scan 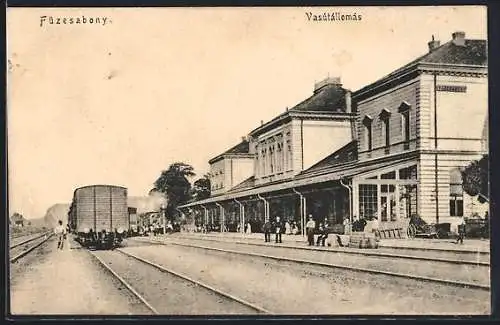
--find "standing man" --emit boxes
[306,215,316,246]
[54,220,66,250]
[263,219,272,243]
[273,216,283,244]
[456,219,466,244]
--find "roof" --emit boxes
[354,38,487,100]
[393,39,486,73]
[179,152,418,208]
[301,140,358,173]
[249,83,354,137]
[290,83,349,113]
[208,140,252,164]
[228,176,255,193]
[224,140,250,154]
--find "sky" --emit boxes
[7,6,487,219]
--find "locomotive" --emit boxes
[68,185,129,249]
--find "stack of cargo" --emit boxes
[348,232,379,249]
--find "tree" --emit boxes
[153,162,196,220]
[192,174,211,201]
[461,154,489,203]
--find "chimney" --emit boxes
[345,90,352,113]
[314,76,342,94]
[427,35,441,52]
[241,136,248,142]
[452,31,466,46]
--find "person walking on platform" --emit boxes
[456,219,466,244]
[273,216,284,243]
[54,220,66,250]
[306,215,316,246]
[263,220,272,242]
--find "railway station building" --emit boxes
[178,31,488,236]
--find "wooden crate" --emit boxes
[349,232,378,249]
[376,220,408,239]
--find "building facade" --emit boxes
[179,31,488,236]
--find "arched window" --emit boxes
[449,168,464,217]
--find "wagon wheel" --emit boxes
[407,224,417,239]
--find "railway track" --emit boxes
[10,231,52,250]
[135,237,490,292]
[10,232,54,263]
[173,234,489,266]
[88,248,271,315]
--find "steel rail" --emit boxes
[116,248,272,314]
[10,234,54,263]
[10,231,52,249]
[157,239,490,292]
[88,250,159,315]
[167,234,489,267]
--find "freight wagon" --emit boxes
[68,185,129,249]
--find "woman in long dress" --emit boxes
[246,222,252,234]
[285,221,291,235]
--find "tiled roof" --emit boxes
[249,83,354,137]
[300,140,358,174]
[228,176,255,193]
[355,38,487,98]
[290,84,349,113]
[394,39,486,73]
[208,140,251,164]
[179,153,418,208]
[224,140,250,155]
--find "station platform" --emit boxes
[155,231,490,254]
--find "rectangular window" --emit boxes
[449,198,463,217]
[287,141,293,171]
[399,165,418,180]
[366,124,372,151]
[363,117,373,151]
[450,183,464,217]
[277,143,283,172]
[358,184,378,220]
[261,149,266,176]
[384,119,390,148]
[401,111,410,149]
[450,169,464,217]
[381,171,396,179]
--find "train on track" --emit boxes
[68,185,129,250]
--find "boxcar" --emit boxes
[68,185,129,249]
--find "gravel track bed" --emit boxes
[10,235,53,262]
[10,232,48,248]
[166,237,489,286]
[91,249,259,315]
[175,234,490,264]
[369,247,489,263]
[10,237,152,315]
[123,244,490,315]
[10,236,56,285]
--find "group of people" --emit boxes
[261,214,331,246]
[262,216,287,243]
[305,215,330,247]
[254,219,301,236]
